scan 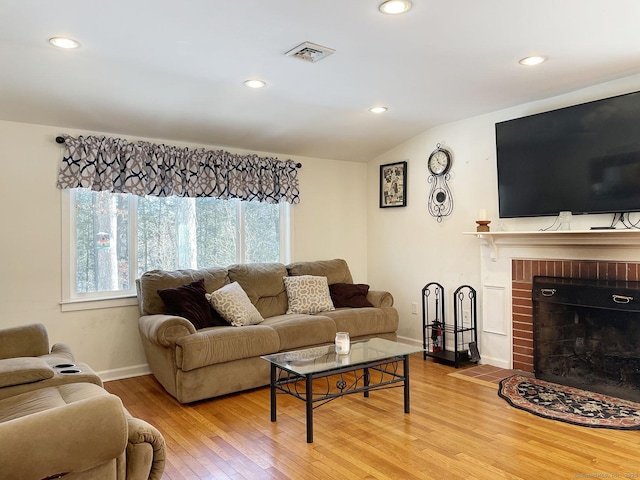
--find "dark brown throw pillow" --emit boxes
[329,283,373,308]
[157,279,227,329]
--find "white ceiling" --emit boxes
[1,0,640,162]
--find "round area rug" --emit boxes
[498,375,640,430]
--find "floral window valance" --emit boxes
[56,134,301,204]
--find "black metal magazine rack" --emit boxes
[422,283,479,368]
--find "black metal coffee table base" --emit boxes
[269,355,411,443]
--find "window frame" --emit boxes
[60,189,291,311]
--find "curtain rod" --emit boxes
[55,136,302,168]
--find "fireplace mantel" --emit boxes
[464,229,640,261]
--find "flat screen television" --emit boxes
[495,90,640,218]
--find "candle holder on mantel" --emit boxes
[476,220,491,232]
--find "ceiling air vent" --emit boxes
[285,42,335,63]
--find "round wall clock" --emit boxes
[427,145,452,176]
[427,143,454,222]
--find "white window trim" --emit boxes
[61,190,291,311]
[280,201,292,264]
[236,200,245,263]
[61,190,139,311]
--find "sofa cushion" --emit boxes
[284,275,335,314]
[137,267,229,315]
[0,383,111,422]
[261,314,337,351]
[329,283,374,308]
[158,279,224,330]
[320,307,399,338]
[286,258,354,285]
[175,326,280,370]
[227,263,289,318]
[206,282,263,327]
[0,357,54,388]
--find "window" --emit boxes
[62,189,290,309]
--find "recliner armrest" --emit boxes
[125,416,167,480]
[0,357,54,388]
[0,394,128,479]
[49,342,75,360]
[38,342,76,367]
[139,314,196,347]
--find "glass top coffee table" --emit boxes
[261,337,424,443]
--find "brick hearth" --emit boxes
[511,259,640,372]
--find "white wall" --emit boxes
[0,120,369,379]
[367,116,493,345]
[367,73,640,362]
[291,157,369,281]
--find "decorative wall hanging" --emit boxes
[379,161,407,208]
[427,143,454,222]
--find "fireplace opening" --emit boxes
[533,276,640,402]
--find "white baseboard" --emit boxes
[478,355,511,369]
[94,354,512,384]
[94,341,512,382]
[98,364,151,382]
[398,335,512,369]
[397,335,422,347]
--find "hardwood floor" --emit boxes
[104,356,640,479]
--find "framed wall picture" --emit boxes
[379,161,407,208]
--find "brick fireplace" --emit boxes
[510,258,640,372]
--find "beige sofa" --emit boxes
[0,323,166,479]
[137,259,399,403]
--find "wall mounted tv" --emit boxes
[495,90,640,218]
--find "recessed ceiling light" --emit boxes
[369,106,388,114]
[379,0,412,14]
[243,79,266,89]
[49,37,80,49]
[519,56,547,66]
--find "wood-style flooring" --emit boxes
[104,356,640,479]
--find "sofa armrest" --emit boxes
[139,314,196,347]
[125,416,167,480]
[0,394,127,479]
[0,323,50,359]
[367,290,394,308]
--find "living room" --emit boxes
[2,1,640,478]
[3,70,640,379]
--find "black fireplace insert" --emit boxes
[532,276,640,402]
